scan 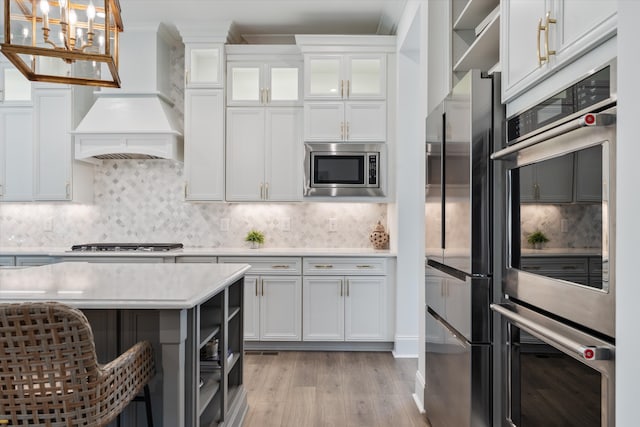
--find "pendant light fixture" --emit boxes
[1,0,123,87]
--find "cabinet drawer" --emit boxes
[303,257,387,275]
[175,256,217,263]
[0,256,16,267]
[218,257,301,275]
[520,257,588,275]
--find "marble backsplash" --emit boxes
[520,204,602,249]
[0,160,387,249]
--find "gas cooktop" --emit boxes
[70,243,184,252]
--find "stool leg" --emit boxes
[143,385,153,427]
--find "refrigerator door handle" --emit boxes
[427,258,469,282]
[441,112,446,250]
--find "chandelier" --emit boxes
[1,0,123,87]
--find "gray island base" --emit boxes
[0,262,251,427]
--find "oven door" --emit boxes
[497,108,616,338]
[492,303,615,427]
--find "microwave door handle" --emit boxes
[441,112,446,250]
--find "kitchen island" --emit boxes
[0,262,251,427]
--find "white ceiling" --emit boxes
[118,0,408,40]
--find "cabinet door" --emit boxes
[227,62,263,106]
[0,108,33,201]
[518,162,537,202]
[265,108,302,201]
[535,154,574,202]
[185,44,223,88]
[243,276,260,341]
[574,145,602,202]
[501,0,550,101]
[33,88,71,201]
[304,55,344,100]
[345,55,386,100]
[302,277,344,341]
[344,276,389,341]
[345,102,386,141]
[260,276,302,341]
[554,1,617,67]
[0,61,31,104]
[226,108,265,201]
[266,63,302,106]
[303,102,344,141]
[184,89,224,201]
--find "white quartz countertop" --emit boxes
[0,247,395,257]
[520,248,601,256]
[0,262,251,309]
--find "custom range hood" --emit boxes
[74,25,183,163]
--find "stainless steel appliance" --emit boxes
[491,61,616,426]
[304,142,385,197]
[70,243,184,252]
[424,70,502,427]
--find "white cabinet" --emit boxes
[452,0,500,81]
[185,43,224,89]
[501,0,617,102]
[303,101,386,142]
[227,61,302,107]
[0,60,31,104]
[0,107,33,201]
[219,257,302,342]
[226,107,302,202]
[303,54,386,100]
[184,89,224,201]
[302,257,392,342]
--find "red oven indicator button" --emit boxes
[584,114,596,126]
[583,348,596,360]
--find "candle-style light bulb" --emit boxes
[87,2,95,34]
[68,9,77,47]
[59,0,67,23]
[40,0,50,29]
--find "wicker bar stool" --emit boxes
[0,302,155,426]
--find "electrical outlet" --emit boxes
[328,218,337,232]
[561,218,568,233]
[220,218,230,232]
[281,217,291,232]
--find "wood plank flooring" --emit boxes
[242,351,431,427]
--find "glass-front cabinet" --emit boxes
[185,44,224,88]
[1,60,31,103]
[304,54,386,100]
[227,61,302,106]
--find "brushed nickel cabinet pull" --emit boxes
[314,264,334,269]
[255,280,258,296]
[271,265,290,269]
[356,265,373,269]
[340,121,345,140]
[261,279,264,296]
[184,183,188,198]
[346,279,350,297]
[346,122,350,140]
[340,280,343,297]
[265,182,269,200]
[340,80,344,98]
[346,80,350,98]
[185,70,189,85]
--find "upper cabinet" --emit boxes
[185,43,224,89]
[452,0,500,83]
[0,107,33,201]
[0,60,31,104]
[303,54,386,100]
[227,58,302,107]
[501,0,617,103]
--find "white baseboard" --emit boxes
[414,370,425,413]
[392,334,419,357]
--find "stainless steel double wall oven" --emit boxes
[492,61,616,426]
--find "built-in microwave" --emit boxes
[304,142,385,197]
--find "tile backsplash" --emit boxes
[0,160,387,249]
[520,204,602,249]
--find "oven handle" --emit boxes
[491,303,612,361]
[491,112,616,160]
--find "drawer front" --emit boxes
[0,256,16,267]
[303,257,387,275]
[175,256,217,263]
[520,257,588,276]
[218,257,302,275]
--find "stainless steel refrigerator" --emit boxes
[424,70,503,427]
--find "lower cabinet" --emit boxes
[243,275,302,341]
[303,275,390,341]
[218,257,302,342]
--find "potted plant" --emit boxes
[527,230,549,249]
[245,229,265,249]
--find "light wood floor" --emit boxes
[242,351,431,427]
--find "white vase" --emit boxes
[250,241,261,249]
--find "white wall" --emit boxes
[615,1,640,423]
[393,0,428,409]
